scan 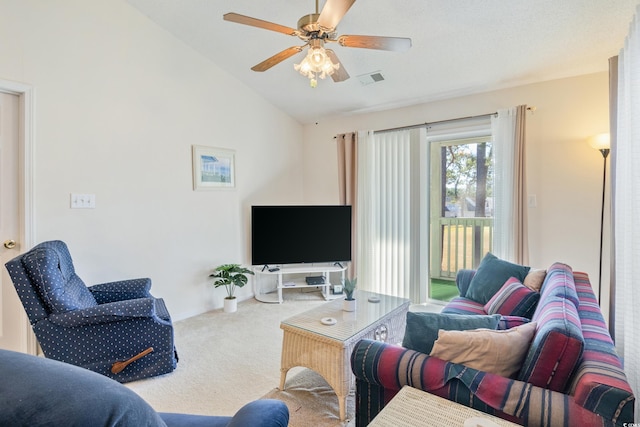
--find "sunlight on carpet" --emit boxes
[125,292,434,424]
[261,368,355,427]
[125,296,328,417]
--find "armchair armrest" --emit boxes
[455,269,476,297]
[89,278,152,303]
[47,298,158,327]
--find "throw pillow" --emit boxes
[465,252,531,304]
[524,268,547,292]
[429,321,537,377]
[402,312,502,354]
[484,277,540,318]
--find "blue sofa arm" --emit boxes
[89,278,153,303]
[455,269,476,297]
[47,297,165,327]
[0,348,288,427]
[160,400,290,427]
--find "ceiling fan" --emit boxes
[223,0,412,87]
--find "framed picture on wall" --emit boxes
[192,145,236,190]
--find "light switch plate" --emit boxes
[70,193,96,209]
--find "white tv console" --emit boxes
[253,264,347,304]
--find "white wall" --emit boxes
[0,0,305,320]
[0,0,614,324]
[302,72,612,320]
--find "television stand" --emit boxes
[253,264,347,304]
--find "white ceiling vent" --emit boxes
[357,71,385,86]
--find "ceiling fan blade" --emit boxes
[317,0,356,30]
[325,49,350,82]
[338,35,412,52]
[251,46,304,72]
[223,13,298,36]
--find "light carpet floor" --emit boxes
[262,368,355,427]
[127,289,330,417]
[127,289,441,425]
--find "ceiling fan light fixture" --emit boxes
[310,46,327,66]
[225,1,412,86]
[294,44,339,87]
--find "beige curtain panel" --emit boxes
[337,132,358,278]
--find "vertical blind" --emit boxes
[356,129,425,302]
[614,4,640,415]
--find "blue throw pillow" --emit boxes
[465,252,530,304]
[402,312,502,354]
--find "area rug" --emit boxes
[261,368,355,427]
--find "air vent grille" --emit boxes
[357,71,385,86]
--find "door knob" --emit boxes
[3,239,16,249]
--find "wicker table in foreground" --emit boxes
[369,385,522,427]
[279,290,410,421]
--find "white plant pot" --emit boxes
[343,299,356,312]
[224,297,238,313]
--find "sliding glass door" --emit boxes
[429,137,494,302]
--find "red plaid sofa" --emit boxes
[350,263,634,426]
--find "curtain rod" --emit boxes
[334,106,536,138]
[373,112,495,135]
[374,106,536,134]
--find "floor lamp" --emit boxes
[589,133,611,306]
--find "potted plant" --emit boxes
[209,264,254,313]
[342,277,357,312]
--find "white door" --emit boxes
[0,90,32,352]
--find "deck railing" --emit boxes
[431,217,493,280]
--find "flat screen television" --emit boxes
[251,205,352,266]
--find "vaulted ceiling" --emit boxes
[126,0,639,124]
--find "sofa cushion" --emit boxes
[465,253,530,304]
[518,294,584,392]
[484,277,540,318]
[441,296,486,315]
[402,312,501,354]
[22,247,97,313]
[430,321,537,377]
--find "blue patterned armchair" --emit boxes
[4,240,178,383]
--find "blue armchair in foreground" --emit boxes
[4,240,178,382]
[0,348,289,427]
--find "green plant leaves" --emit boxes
[209,264,255,298]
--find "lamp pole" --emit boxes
[597,148,610,305]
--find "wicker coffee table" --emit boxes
[279,290,410,421]
[369,386,521,427]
